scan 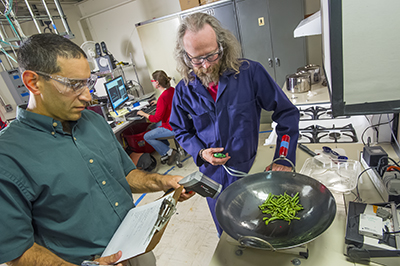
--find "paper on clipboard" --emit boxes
[101,187,182,263]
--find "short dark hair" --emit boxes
[17,33,87,74]
[152,70,171,88]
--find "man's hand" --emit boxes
[265,163,292,172]
[161,175,196,202]
[200,147,231,166]
[95,250,127,266]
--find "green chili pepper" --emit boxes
[258,192,304,226]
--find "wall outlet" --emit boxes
[5,104,13,112]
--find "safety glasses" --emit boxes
[185,44,224,66]
[36,71,97,96]
[322,146,348,161]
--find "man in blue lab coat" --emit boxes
[170,13,300,235]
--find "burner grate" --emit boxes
[299,124,358,143]
[298,106,349,121]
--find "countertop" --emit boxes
[209,142,398,266]
[282,79,331,106]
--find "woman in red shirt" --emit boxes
[137,70,177,165]
[0,117,7,130]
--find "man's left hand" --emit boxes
[265,163,292,172]
[95,250,127,266]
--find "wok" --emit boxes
[215,171,336,250]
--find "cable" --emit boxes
[222,165,248,177]
[0,47,17,63]
[361,115,395,145]
[352,167,373,202]
[3,0,19,38]
[377,156,400,173]
[0,39,18,48]
[385,230,400,234]
[375,114,382,142]
[388,113,400,152]
[351,156,399,202]
[4,0,12,15]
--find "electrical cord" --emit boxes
[361,114,395,146]
[222,165,248,177]
[388,113,400,152]
[353,167,373,202]
[354,155,400,202]
[352,156,400,202]
[376,155,400,176]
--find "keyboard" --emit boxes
[143,104,156,114]
[125,110,138,118]
[124,104,157,120]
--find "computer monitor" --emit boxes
[104,76,129,111]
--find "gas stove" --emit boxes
[297,104,373,144]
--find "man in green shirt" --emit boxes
[0,33,193,266]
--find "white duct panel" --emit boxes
[294,10,321,38]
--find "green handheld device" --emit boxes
[213,153,226,158]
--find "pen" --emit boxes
[81,261,114,266]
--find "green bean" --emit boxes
[258,192,304,225]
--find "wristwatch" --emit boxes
[199,148,206,162]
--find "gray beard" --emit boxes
[194,63,221,87]
[198,74,219,87]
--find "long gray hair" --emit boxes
[174,12,242,84]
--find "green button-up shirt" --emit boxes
[0,106,136,264]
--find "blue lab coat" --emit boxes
[170,59,300,234]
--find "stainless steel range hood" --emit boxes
[294,10,321,38]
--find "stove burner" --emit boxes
[298,106,350,121]
[329,132,341,140]
[299,124,358,143]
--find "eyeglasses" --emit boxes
[185,44,223,66]
[36,71,98,96]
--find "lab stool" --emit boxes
[156,136,185,168]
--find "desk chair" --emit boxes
[156,136,185,168]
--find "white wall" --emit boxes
[76,0,322,94]
[304,0,322,66]
[76,0,182,94]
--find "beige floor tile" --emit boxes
[132,152,219,266]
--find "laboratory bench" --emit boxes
[209,142,399,266]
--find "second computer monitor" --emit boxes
[104,76,129,111]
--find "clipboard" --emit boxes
[144,186,183,253]
[101,186,183,262]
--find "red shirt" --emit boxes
[148,87,175,131]
[208,82,218,101]
[0,117,6,130]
